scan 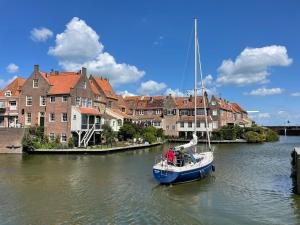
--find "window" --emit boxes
[172,125,175,130]
[197,109,204,115]
[26,96,32,106]
[26,112,32,125]
[62,96,68,102]
[82,98,87,107]
[83,81,87,89]
[61,113,68,122]
[188,122,192,128]
[40,96,46,106]
[61,133,67,142]
[197,121,201,128]
[87,99,92,108]
[121,108,125,112]
[50,96,56,103]
[139,110,144,115]
[5,90,11,97]
[213,121,218,129]
[76,97,81,106]
[180,122,184,128]
[166,125,169,130]
[118,119,122,126]
[73,115,76,120]
[212,110,218,116]
[9,101,17,110]
[211,101,216,106]
[49,113,55,122]
[49,133,55,141]
[184,99,188,104]
[156,109,161,115]
[33,79,38,88]
[107,101,112,108]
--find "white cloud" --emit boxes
[6,63,19,73]
[202,74,213,86]
[216,45,292,86]
[48,17,144,86]
[138,80,167,95]
[0,75,17,89]
[258,113,271,118]
[246,87,284,96]
[117,90,136,97]
[30,27,53,42]
[247,110,260,113]
[291,92,300,97]
[164,88,185,97]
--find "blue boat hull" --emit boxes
[153,163,214,184]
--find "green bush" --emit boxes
[220,127,237,140]
[143,132,156,144]
[265,129,279,142]
[245,131,264,143]
[118,122,138,140]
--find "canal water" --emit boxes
[0,136,300,225]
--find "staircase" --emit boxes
[80,124,95,147]
[0,128,25,153]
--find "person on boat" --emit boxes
[164,149,176,165]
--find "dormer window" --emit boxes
[211,101,216,106]
[183,99,188,104]
[5,90,11,97]
[33,79,39,88]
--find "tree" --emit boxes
[118,122,138,140]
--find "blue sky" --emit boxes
[0,0,299,125]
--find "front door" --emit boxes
[39,112,45,127]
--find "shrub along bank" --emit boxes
[211,125,279,143]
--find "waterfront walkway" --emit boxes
[29,142,163,154]
[168,139,247,143]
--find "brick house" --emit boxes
[231,102,252,127]
[210,95,235,128]
[0,77,25,128]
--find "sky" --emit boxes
[0,0,299,125]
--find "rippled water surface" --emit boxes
[1,136,300,225]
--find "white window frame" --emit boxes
[49,113,55,122]
[156,109,161,115]
[212,110,218,116]
[33,79,38,88]
[83,81,87,89]
[76,97,81,106]
[188,122,192,128]
[50,96,56,103]
[25,112,32,125]
[26,96,32,106]
[139,110,144,115]
[61,133,67,142]
[40,96,46,106]
[5,90,11,97]
[62,95,68,102]
[61,113,68,122]
[49,133,55,141]
[9,101,17,110]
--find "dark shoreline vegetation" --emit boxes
[22,123,278,151]
[210,125,279,143]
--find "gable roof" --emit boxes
[47,72,81,95]
[0,77,26,97]
[175,96,209,109]
[92,76,118,100]
[231,102,247,113]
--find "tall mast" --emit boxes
[194,18,197,135]
[196,28,211,150]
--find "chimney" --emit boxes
[34,64,39,72]
[189,95,192,102]
[150,97,153,102]
[55,71,59,75]
[81,67,87,76]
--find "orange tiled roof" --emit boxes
[231,102,246,113]
[175,96,209,109]
[117,95,127,108]
[111,108,132,119]
[47,72,81,95]
[79,107,102,115]
[0,77,26,97]
[93,76,118,100]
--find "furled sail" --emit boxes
[174,133,198,151]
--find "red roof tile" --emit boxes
[111,108,132,119]
[93,76,118,99]
[79,107,102,115]
[231,102,246,113]
[0,77,26,97]
[175,96,209,109]
[47,73,81,94]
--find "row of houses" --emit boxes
[0,65,253,146]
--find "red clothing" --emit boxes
[164,150,175,162]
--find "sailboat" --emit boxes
[153,18,215,184]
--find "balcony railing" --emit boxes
[81,123,102,130]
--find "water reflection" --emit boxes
[0,136,300,224]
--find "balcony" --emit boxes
[81,123,102,130]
